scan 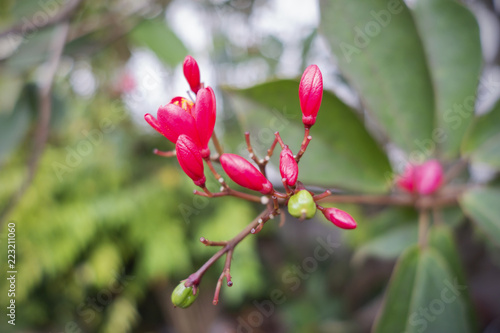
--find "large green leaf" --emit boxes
[227,79,392,193]
[413,0,482,159]
[460,187,500,245]
[462,101,500,169]
[353,223,418,263]
[374,247,473,333]
[428,225,478,330]
[129,19,187,67]
[319,0,434,153]
[0,85,34,163]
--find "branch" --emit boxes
[184,208,273,303]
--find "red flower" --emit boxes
[396,160,443,195]
[279,146,298,186]
[299,65,323,128]
[322,208,357,229]
[220,153,273,194]
[176,135,206,187]
[183,55,201,94]
[171,96,194,115]
[144,104,201,147]
[192,87,216,158]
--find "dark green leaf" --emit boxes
[353,223,418,263]
[471,133,500,169]
[460,187,500,245]
[413,0,482,159]
[129,19,187,67]
[319,0,434,153]
[428,225,478,330]
[227,79,392,193]
[374,247,473,333]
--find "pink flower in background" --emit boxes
[396,159,444,195]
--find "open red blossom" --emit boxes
[183,55,201,93]
[192,87,216,158]
[220,153,273,195]
[280,146,298,186]
[299,64,323,128]
[396,160,443,195]
[176,135,206,187]
[322,208,357,229]
[144,103,201,146]
[171,96,194,115]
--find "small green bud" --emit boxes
[288,190,316,219]
[171,282,198,308]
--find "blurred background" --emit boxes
[1,0,500,332]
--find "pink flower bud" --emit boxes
[396,160,443,195]
[176,135,206,187]
[280,146,298,186]
[396,163,417,193]
[299,65,323,128]
[144,104,201,146]
[220,153,273,194]
[415,159,443,195]
[183,55,201,93]
[322,208,357,229]
[192,87,216,157]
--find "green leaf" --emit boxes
[412,0,482,159]
[129,19,187,67]
[471,133,500,168]
[6,28,56,72]
[460,187,500,245]
[462,100,500,156]
[428,225,478,330]
[0,85,34,163]
[227,80,392,193]
[374,247,473,333]
[319,0,434,153]
[353,224,418,263]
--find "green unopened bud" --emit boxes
[288,190,316,219]
[171,282,198,308]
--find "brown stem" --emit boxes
[418,209,429,248]
[185,209,271,288]
[153,149,176,157]
[194,189,263,203]
[295,128,311,162]
[213,250,233,305]
[211,131,224,157]
[200,237,227,247]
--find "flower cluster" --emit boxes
[144,58,357,307]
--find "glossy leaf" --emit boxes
[129,19,187,67]
[374,247,472,333]
[460,187,500,245]
[413,0,482,159]
[227,79,392,193]
[320,0,434,153]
